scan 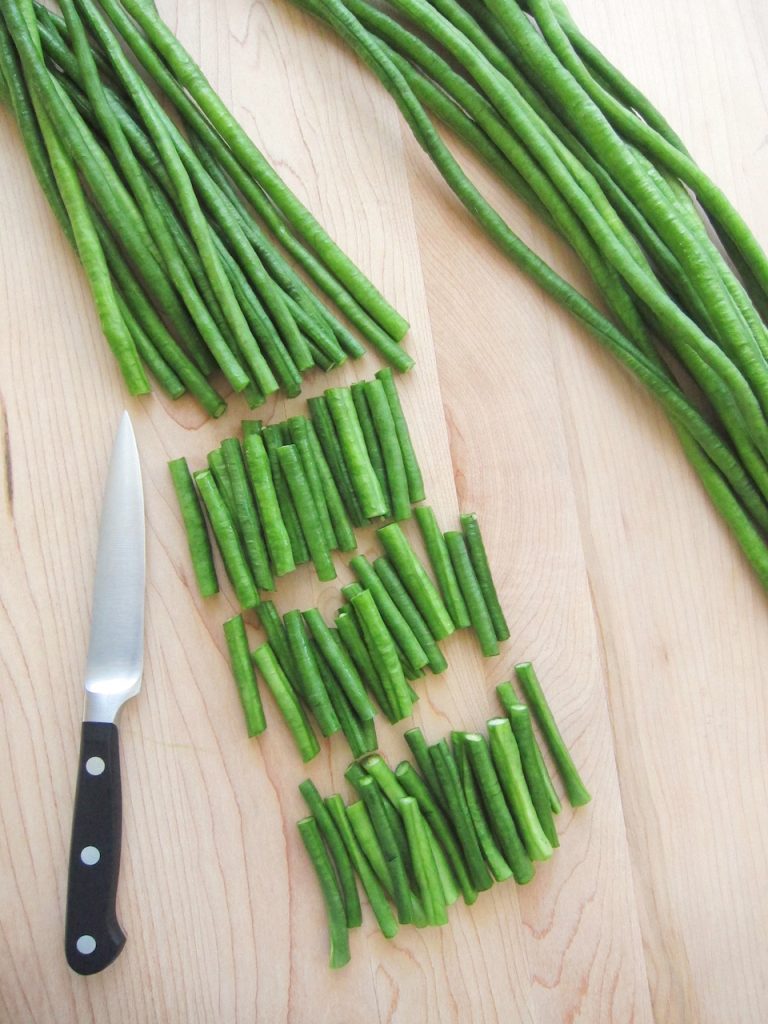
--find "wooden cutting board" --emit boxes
[1,1,767,1021]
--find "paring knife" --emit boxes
[65,412,145,976]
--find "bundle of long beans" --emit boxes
[0,0,411,414]
[291,0,768,590]
[298,663,590,968]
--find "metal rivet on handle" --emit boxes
[76,935,96,955]
[80,846,100,866]
[85,756,105,776]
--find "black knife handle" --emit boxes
[65,721,126,975]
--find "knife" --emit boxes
[65,411,145,976]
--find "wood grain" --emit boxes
[1,1,767,1021]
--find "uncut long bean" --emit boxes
[294,0,768,589]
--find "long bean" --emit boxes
[365,378,411,520]
[452,733,515,882]
[377,524,455,640]
[373,557,447,674]
[308,395,368,528]
[297,816,350,969]
[487,718,553,861]
[460,513,509,641]
[223,615,266,737]
[336,608,394,720]
[305,420,357,552]
[350,589,413,719]
[243,433,295,577]
[299,780,362,929]
[374,368,425,502]
[221,438,274,592]
[325,795,398,938]
[464,732,536,882]
[255,600,295,681]
[444,530,499,656]
[358,777,413,924]
[514,662,591,806]
[395,761,477,905]
[168,458,218,597]
[303,609,375,722]
[349,555,428,672]
[498,690,559,848]
[194,470,259,609]
[295,0,768,588]
[284,610,340,737]
[326,387,388,518]
[413,507,469,630]
[399,797,447,926]
[261,425,309,567]
[252,643,319,762]
[429,740,493,891]
[350,381,390,517]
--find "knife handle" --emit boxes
[65,721,126,975]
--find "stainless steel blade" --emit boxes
[84,412,145,724]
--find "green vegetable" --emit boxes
[302,609,375,722]
[452,733,514,882]
[487,718,554,861]
[277,444,336,582]
[335,609,394,720]
[243,433,295,577]
[413,507,469,629]
[304,419,357,552]
[374,368,425,502]
[325,795,398,938]
[261,426,309,567]
[363,378,411,521]
[308,395,368,528]
[429,740,493,891]
[497,684,559,847]
[464,732,535,882]
[515,662,591,807]
[358,777,413,924]
[395,760,477,905]
[349,554,428,672]
[255,600,295,681]
[252,643,319,762]
[326,386,388,518]
[350,381,390,518]
[373,557,447,674]
[444,530,499,656]
[350,589,413,720]
[287,417,337,552]
[221,438,274,592]
[399,797,447,925]
[167,458,218,597]
[222,615,266,737]
[194,470,258,609]
[297,816,350,969]
[377,524,455,640]
[299,779,362,928]
[460,513,509,641]
[284,611,340,737]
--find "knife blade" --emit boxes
[65,411,145,976]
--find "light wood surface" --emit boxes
[2,1,767,1021]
